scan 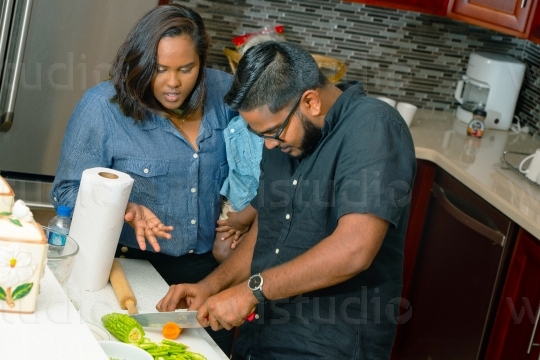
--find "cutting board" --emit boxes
[90,304,225,360]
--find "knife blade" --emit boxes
[130,311,201,328]
[130,311,258,328]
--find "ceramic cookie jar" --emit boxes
[0,176,47,313]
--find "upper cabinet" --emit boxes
[447,0,538,38]
[345,0,540,43]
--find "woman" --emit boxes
[50,4,236,354]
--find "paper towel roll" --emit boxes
[69,167,133,291]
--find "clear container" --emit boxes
[47,205,71,247]
[44,226,79,287]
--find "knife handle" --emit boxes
[204,312,258,322]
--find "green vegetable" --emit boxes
[161,339,187,349]
[101,312,145,344]
[134,338,207,360]
[186,352,208,360]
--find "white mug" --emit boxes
[377,96,396,107]
[519,149,540,183]
[396,102,418,127]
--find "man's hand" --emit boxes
[197,283,258,331]
[124,202,173,252]
[156,283,211,312]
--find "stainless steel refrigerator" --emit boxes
[0,0,157,220]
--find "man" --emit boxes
[157,41,416,359]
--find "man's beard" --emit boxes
[296,112,323,159]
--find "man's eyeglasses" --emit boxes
[247,97,301,143]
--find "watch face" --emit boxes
[249,275,262,289]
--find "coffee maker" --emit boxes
[454,52,526,131]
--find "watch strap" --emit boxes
[252,287,268,304]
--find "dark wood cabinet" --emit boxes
[392,166,517,360]
[485,228,540,360]
[344,0,449,15]
[400,160,436,302]
[392,161,540,359]
[447,0,539,38]
[390,159,436,360]
[347,0,540,43]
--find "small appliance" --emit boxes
[454,52,526,130]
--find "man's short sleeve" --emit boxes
[335,104,416,227]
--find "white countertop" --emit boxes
[0,266,108,360]
[410,109,540,240]
[71,258,172,325]
[0,259,228,360]
[71,258,228,360]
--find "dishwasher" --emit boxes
[396,169,517,360]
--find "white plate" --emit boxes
[85,321,110,341]
[91,304,225,359]
[99,340,153,360]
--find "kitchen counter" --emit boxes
[71,258,228,360]
[410,109,540,240]
[0,259,228,359]
[0,267,107,359]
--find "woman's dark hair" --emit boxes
[224,41,329,113]
[110,4,210,121]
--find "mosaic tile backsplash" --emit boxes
[172,0,540,134]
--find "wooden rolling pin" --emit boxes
[109,259,138,314]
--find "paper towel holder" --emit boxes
[98,172,119,180]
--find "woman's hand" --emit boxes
[224,210,250,230]
[124,202,173,252]
[215,222,243,244]
[231,232,248,250]
[215,211,249,245]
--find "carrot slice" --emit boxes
[162,322,182,340]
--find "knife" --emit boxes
[130,310,257,328]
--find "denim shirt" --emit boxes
[50,69,237,256]
[220,116,263,211]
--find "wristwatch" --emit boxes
[248,273,268,303]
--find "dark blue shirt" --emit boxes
[235,82,417,359]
